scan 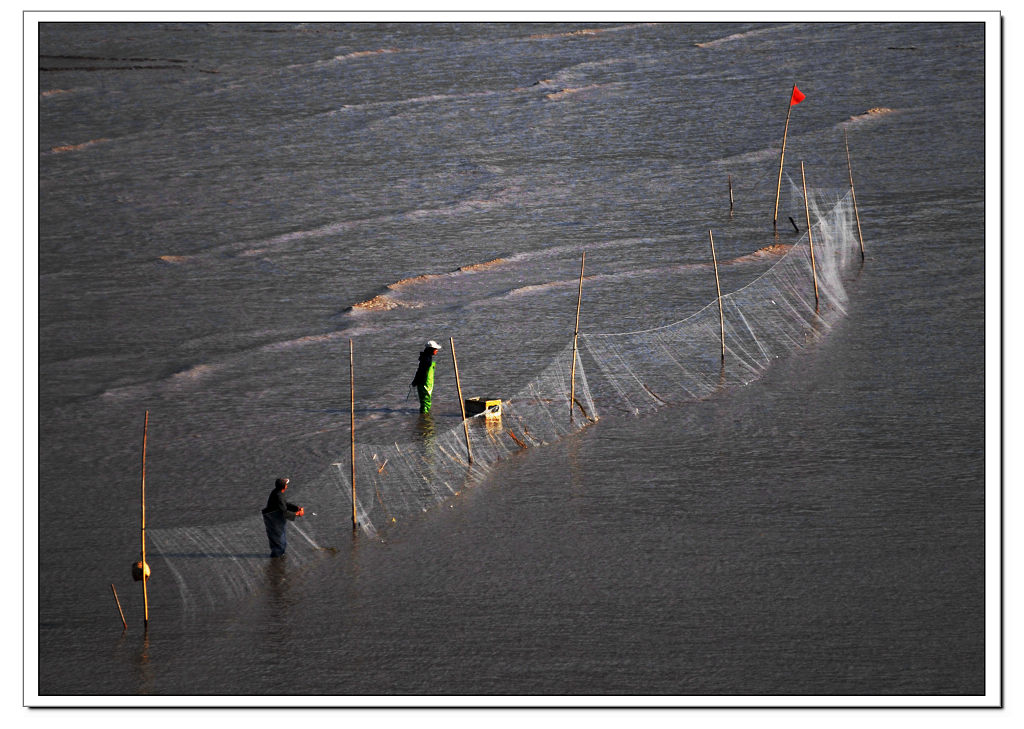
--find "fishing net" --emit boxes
[581,186,858,413]
[148,183,861,619]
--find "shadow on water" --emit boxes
[303,406,422,416]
[159,552,268,559]
[416,412,436,443]
[303,406,468,423]
[263,554,292,599]
[112,629,155,696]
[136,632,154,695]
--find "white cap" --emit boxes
[426,340,442,351]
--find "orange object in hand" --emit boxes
[296,507,305,517]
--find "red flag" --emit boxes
[790,86,806,106]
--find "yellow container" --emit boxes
[464,397,502,418]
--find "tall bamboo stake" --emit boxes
[773,85,798,231]
[569,251,585,421]
[450,337,472,464]
[801,161,820,312]
[111,583,127,631]
[709,230,726,362]
[844,128,866,261]
[140,410,149,627]
[349,339,357,531]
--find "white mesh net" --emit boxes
[149,183,861,619]
[582,186,857,413]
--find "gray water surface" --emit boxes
[34,20,987,698]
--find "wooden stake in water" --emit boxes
[773,85,800,231]
[844,128,866,261]
[709,230,726,362]
[569,251,585,422]
[111,583,127,632]
[349,339,357,531]
[450,337,472,465]
[140,410,149,628]
[801,161,820,312]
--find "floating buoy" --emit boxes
[131,561,151,582]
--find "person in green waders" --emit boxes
[411,340,442,414]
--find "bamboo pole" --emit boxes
[569,251,585,422]
[801,161,820,312]
[773,85,797,231]
[844,129,866,261]
[349,339,357,531]
[111,583,127,631]
[709,230,726,362]
[728,174,734,215]
[140,410,149,628]
[450,337,472,464]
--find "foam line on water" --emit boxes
[524,23,655,40]
[694,23,803,48]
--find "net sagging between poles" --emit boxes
[148,186,860,619]
[349,342,597,535]
[147,341,599,621]
[580,187,859,413]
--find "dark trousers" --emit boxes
[263,511,287,557]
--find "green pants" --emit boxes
[417,385,432,414]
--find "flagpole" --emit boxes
[773,85,797,232]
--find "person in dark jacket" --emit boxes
[410,340,442,414]
[261,477,304,558]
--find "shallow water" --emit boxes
[33,19,988,699]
